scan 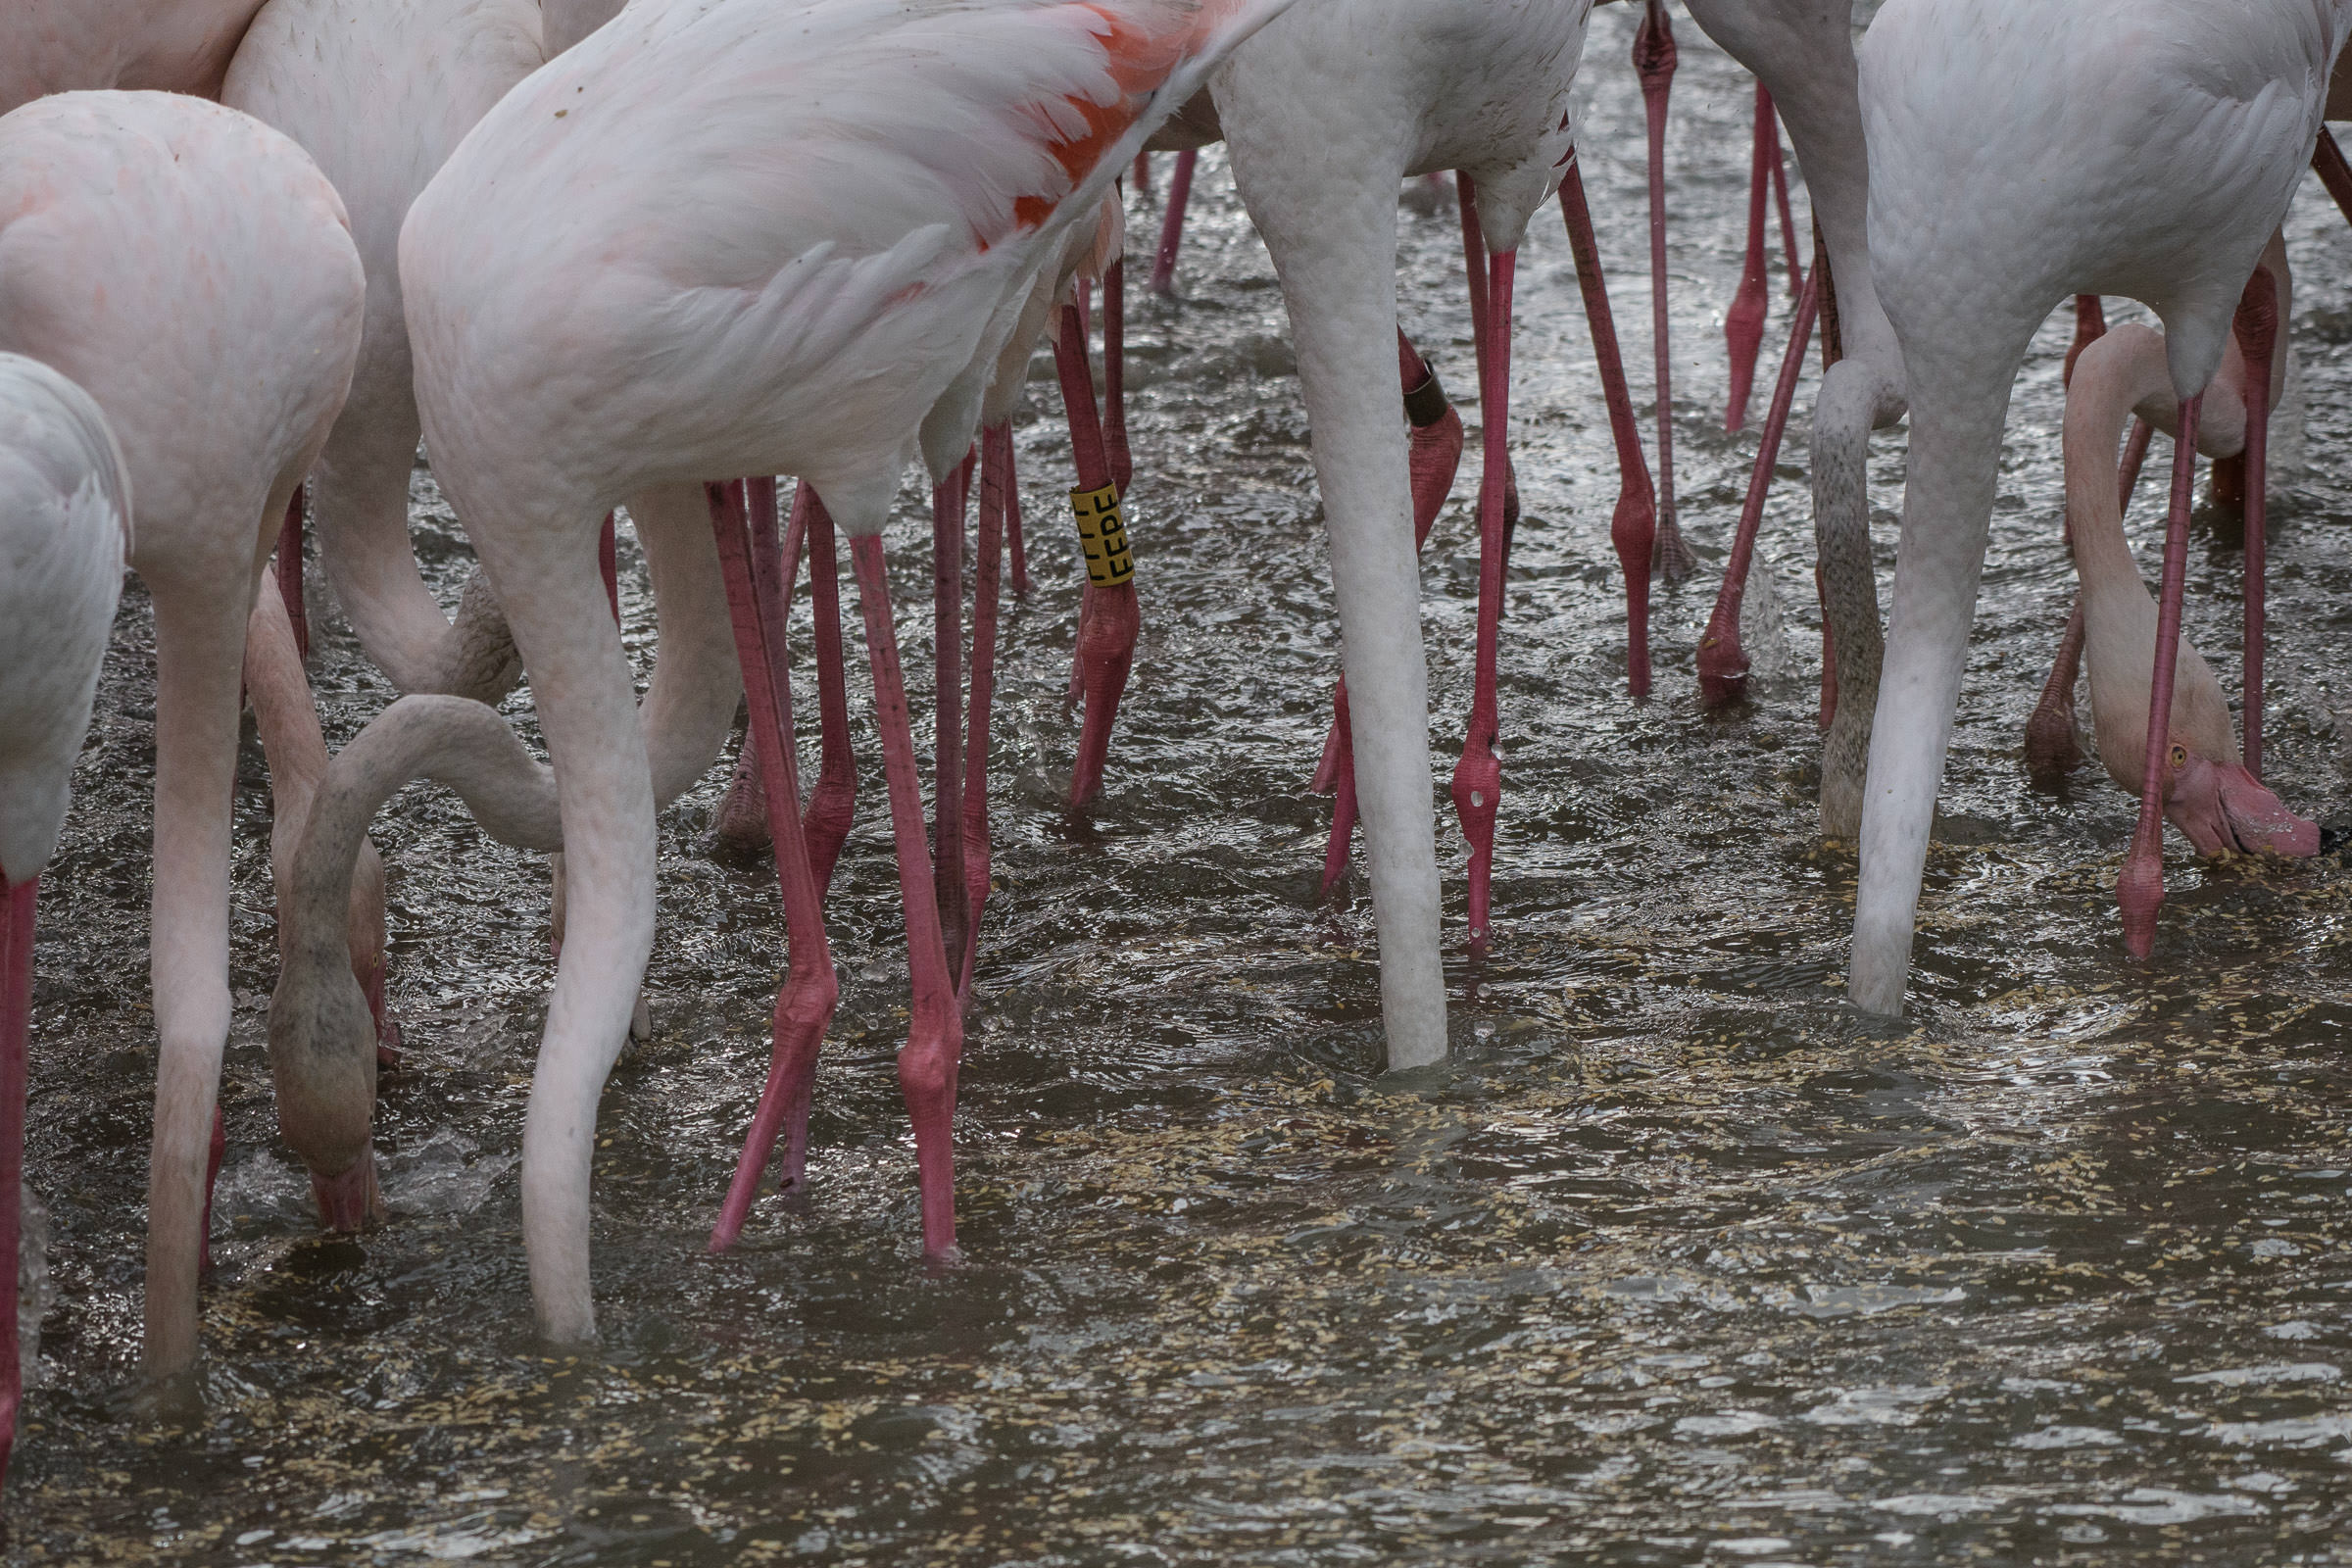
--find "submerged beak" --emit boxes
[2167,753,2320,858]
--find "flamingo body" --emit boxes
[365,0,1298,1343]
[1850,0,2347,1012]
[0,89,366,1380]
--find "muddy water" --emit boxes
[16,10,2352,1564]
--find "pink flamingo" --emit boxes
[220,0,545,702]
[1849,0,2340,1015]
[264,0,1298,1346]
[0,91,367,1384]
[0,354,129,1484]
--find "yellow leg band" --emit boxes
[1070,482,1133,587]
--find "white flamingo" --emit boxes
[1849,0,2342,1014]
[263,0,1296,1347]
[1211,0,1598,1057]
[0,90,366,1383]
[0,354,129,1483]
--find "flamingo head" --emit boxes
[2158,740,2319,859]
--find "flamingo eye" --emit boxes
[2169,744,2189,768]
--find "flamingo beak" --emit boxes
[2166,753,2320,858]
[311,1145,384,1233]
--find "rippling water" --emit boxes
[17,10,2352,1563]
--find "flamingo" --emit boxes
[220,0,545,702]
[0,354,129,1485]
[1848,0,2341,1015]
[0,91,367,1385]
[262,0,1298,1346]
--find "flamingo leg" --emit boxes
[2312,127,2352,229]
[2026,416,2152,782]
[1456,178,1520,546]
[932,453,973,981]
[1559,158,1659,698]
[2118,396,2203,959]
[1698,261,1823,704]
[598,511,620,625]
[1103,258,1132,495]
[710,481,801,857]
[1316,329,1460,890]
[1133,151,1153,200]
[0,875,32,1483]
[849,536,966,1260]
[795,484,860,888]
[276,486,309,662]
[959,424,1011,1001]
[709,479,840,1253]
[1151,147,1198,297]
[1054,301,1141,807]
[1451,244,1516,949]
[1635,0,1691,581]
[2234,265,2278,779]
[2064,295,2107,387]
[1725,82,1774,433]
[1767,95,1800,301]
[1003,441,1031,599]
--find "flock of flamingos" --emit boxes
[0,0,2342,1486]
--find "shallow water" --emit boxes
[17,10,2352,1564]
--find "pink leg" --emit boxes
[2235,265,2278,780]
[1724,82,1774,433]
[2118,396,2204,959]
[932,453,974,980]
[1457,178,1521,543]
[1133,151,1153,200]
[2027,417,2153,781]
[1451,244,1517,949]
[1767,94,1800,300]
[2064,295,2107,387]
[959,424,1012,1001]
[0,876,27,1483]
[1697,261,1823,705]
[710,479,804,858]
[709,479,841,1252]
[1004,449,1031,600]
[277,486,309,662]
[1635,0,1690,582]
[801,487,859,895]
[1316,330,1461,882]
[1151,148,1198,297]
[849,536,966,1259]
[2314,127,2352,230]
[1054,302,1141,807]
[599,511,620,624]
[1103,258,1133,495]
[1560,158,1660,697]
